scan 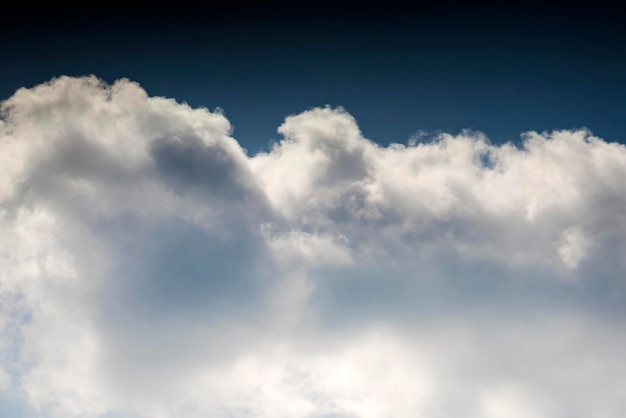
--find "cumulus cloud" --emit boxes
[1,76,626,417]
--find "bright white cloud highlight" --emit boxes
[1,76,626,417]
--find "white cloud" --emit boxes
[556,226,595,271]
[1,76,626,417]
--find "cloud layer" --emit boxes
[1,76,626,417]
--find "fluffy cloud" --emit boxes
[1,76,626,417]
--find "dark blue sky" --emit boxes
[2,4,625,152]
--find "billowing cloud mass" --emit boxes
[1,76,626,417]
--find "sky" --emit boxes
[3,5,626,150]
[1,4,626,418]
